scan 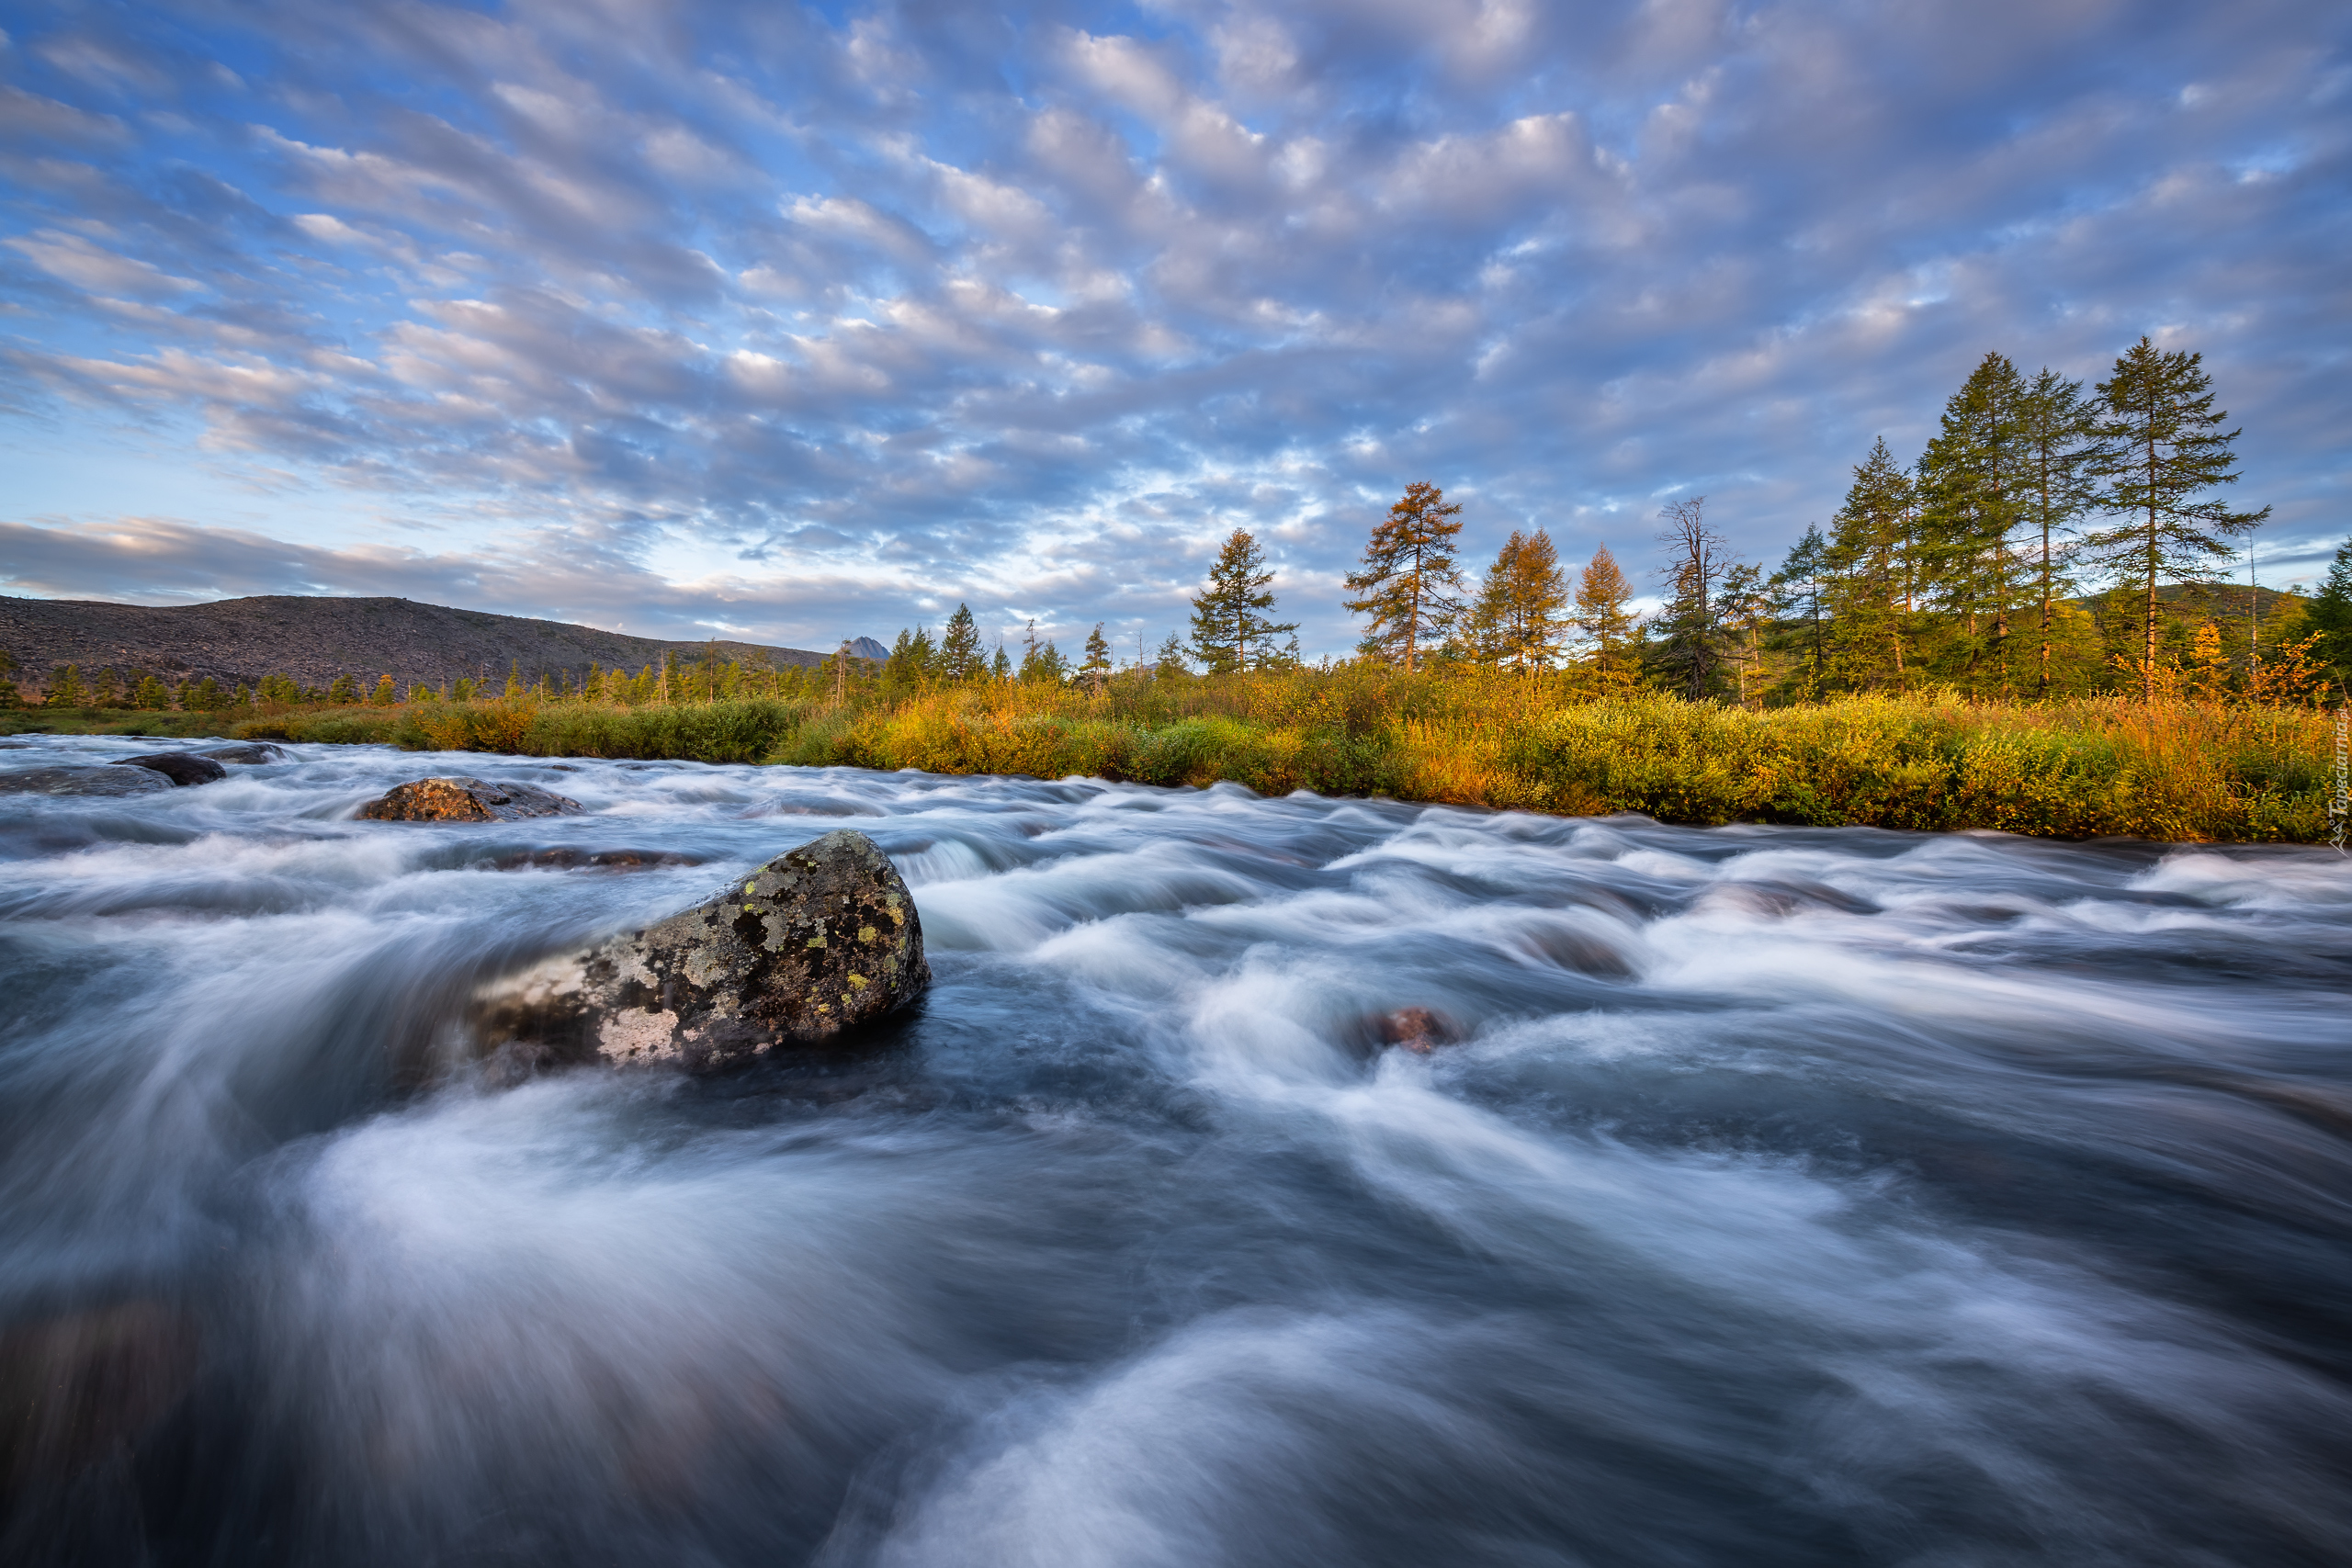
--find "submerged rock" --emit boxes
[476,829,929,1073]
[195,742,289,764]
[480,846,701,872]
[359,775,584,821]
[113,752,228,787]
[0,765,173,798]
[1372,1006,1461,1055]
[0,1301,199,1495]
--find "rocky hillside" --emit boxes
[0,594,867,694]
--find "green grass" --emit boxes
[2,709,246,739]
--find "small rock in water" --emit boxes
[476,829,930,1073]
[0,765,174,798]
[359,776,584,821]
[481,846,700,872]
[195,742,289,764]
[112,752,228,787]
[1374,1006,1460,1054]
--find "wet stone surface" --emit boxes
[0,765,173,797]
[476,829,929,1073]
[113,752,228,787]
[357,775,584,821]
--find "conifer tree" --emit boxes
[370,674,397,706]
[1345,482,1464,671]
[1081,623,1113,688]
[1571,545,1638,695]
[1717,562,1769,706]
[1766,525,1832,699]
[989,644,1012,682]
[1018,632,1069,684]
[134,674,172,711]
[1467,528,1570,671]
[1824,439,1917,691]
[2304,536,2352,682]
[328,672,358,705]
[88,668,121,708]
[1189,527,1295,673]
[2016,367,2101,694]
[1155,632,1189,678]
[1917,353,2026,682]
[1650,498,1737,700]
[2085,337,2270,699]
[882,628,930,697]
[941,604,984,682]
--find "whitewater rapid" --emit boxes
[2,735,2347,1567]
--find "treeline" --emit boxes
[0,644,871,716]
[1305,335,2339,705]
[863,335,2347,708]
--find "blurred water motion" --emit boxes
[2,735,2348,1567]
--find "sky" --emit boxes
[1,0,2345,658]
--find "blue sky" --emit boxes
[2,0,2345,656]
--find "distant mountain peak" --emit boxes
[848,637,889,660]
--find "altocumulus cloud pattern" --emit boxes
[0,0,2344,652]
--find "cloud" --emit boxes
[0,0,2345,652]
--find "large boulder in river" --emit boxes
[0,765,173,798]
[359,775,583,821]
[476,829,929,1073]
[113,752,227,786]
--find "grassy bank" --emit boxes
[10,671,2338,841]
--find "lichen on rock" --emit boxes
[475,829,930,1074]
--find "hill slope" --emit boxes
[0,594,848,694]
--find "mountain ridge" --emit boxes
[0,593,862,694]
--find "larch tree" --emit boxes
[1467,527,1571,671]
[2016,367,2101,695]
[2307,536,2352,682]
[1824,439,1917,691]
[1650,496,1736,700]
[2084,337,2269,700]
[1189,528,1296,673]
[1916,352,2026,684]
[1766,525,1831,700]
[1716,561,1768,707]
[1345,481,1465,671]
[1571,545,1639,695]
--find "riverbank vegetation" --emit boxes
[8,666,2336,842]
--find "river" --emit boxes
[3,736,2348,1566]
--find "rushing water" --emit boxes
[2,735,2348,1567]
